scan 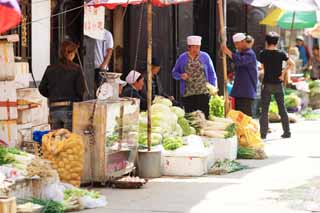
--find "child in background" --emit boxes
[309,46,320,80]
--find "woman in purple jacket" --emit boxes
[172,35,217,118]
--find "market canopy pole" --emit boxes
[218,0,230,116]
[147,0,152,151]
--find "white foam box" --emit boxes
[0,41,14,63]
[31,123,50,133]
[14,62,30,88]
[0,120,18,147]
[16,88,49,126]
[161,146,214,176]
[209,136,238,161]
[0,81,18,120]
[17,123,32,146]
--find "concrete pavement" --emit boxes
[84,120,320,213]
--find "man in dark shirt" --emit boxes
[259,32,294,139]
[39,41,85,131]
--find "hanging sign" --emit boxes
[84,4,105,40]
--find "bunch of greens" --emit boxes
[177,117,195,136]
[209,96,225,118]
[162,136,184,151]
[26,198,64,213]
[209,159,248,175]
[225,123,236,138]
[0,147,34,169]
[64,188,100,200]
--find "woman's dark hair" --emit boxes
[59,40,79,63]
[265,32,279,45]
[136,72,144,82]
[312,46,319,51]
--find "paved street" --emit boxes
[84,120,320,213]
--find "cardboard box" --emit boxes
[0,81,17,121]
[0,120,18,147]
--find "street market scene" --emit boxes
[0,0,320,212]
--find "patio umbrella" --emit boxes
[0,0,21,34]
[260,8,317,29]
[305,23,320,37]
[87,0,192,151]
[244,0,320,11]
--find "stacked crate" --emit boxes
[0,35,50,148]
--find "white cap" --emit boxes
[187,35,202,46]
[232,33,246,42]
[125,70,141,84]
[296,36,304,41]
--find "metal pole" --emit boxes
[218,0,230,116]
[147,1,153,151]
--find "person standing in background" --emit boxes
[222,33,258,116]
[309,46,320,80]
[259,32,294,139]
[296,36,310,69]
[94,28,114,90]
[39,41,85,131]
[172,35,217,118]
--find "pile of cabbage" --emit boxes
[138,96,194,148]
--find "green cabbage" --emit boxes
[177,117,193,136]
[153,96,172,107]
[170,106,185,118]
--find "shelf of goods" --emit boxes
[73,98,140,184]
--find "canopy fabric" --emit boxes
[86,0,192,9]
[244,0,320,11]
[260,9,317,29]
[305,23,320,37]
[0,0,21,34]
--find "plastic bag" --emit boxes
[42,182,75,202]
[79,195,108,209]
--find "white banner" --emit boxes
[84,4,105,40]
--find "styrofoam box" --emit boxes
[17,123,32,146]
[17,88,49,126]
[0,81,17,120]
[17,109,33,124]
[0,41,14,64]
[14,62,30,88]
[0,120,18,147]
[210,136,238,161]
[161,146,214,176]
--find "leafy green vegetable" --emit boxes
[64,188,100,200]
[284,94,301,109]
[209,95,225,118]
[170,106,185,118]
[106,134,119,147]
[27,198,65,213]
[224,123,236,138]
[177,117,193,136]
[269,101,279,114]
[210,159,249,175]
[237,146,257,159]
[163,136,184,150]
[153,96,172,107]
[138,133,162,146]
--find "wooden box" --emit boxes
[73,98,140,183]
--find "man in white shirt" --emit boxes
[94,29,114,90]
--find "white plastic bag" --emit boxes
[79,195,108,209]
[42,182,75,201]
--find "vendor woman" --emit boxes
[122,70,147,111]
[39,41,85,131]
[172,35,217,117]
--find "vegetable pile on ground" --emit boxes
[308,80,320,109]
[208,159,249,175]
[138,96,187,148]
[228,110,267,160]
[237,146,267,159]
[42,129,84,187]
[285,93,301,112]
[185,111,236,139]
[209,95,225,118]
[301,108,320,120]
[27,158,59,179]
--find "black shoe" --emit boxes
[281,133,291,138]
[261,134,266,139]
